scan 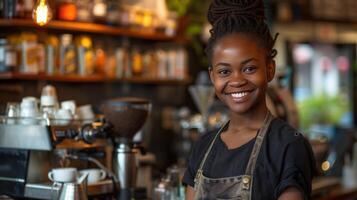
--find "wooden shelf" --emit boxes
[0,72,191,85]
[0,19,177,41]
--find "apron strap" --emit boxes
[194,120,229,185]
[244,112,274,175]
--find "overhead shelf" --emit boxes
[0,19,177,41]
[0,72,191,85]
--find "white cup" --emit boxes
[48,167,78,183]
[20,97,39,124]
[77,104,95,122]
[79,168,106,184]
[41,95,56,107]
[55,109,73,125]
[61,100,76,116]
[20,97,39,116]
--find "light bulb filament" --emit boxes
[33,0,52,26]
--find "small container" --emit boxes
[0,39,7,72]
[76,0,92,22]
[20,96,39,125]
[23,0,34,18]
[106,0,119,25]
[5,42,17,72]
[57,0,77,21]
[40,95,57,122]
[59,34,76,74]
[131,47,143,76]
[92,0,107,23]
[5,102,20,124]
[152,178,172,200]
[15,0,25,18]
[3,0,16,19]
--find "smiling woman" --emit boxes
[182,0,316,200]
[209,34,275,114]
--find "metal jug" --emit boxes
[58,172,88,200]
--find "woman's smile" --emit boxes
[225,89,255,103]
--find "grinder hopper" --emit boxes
[102,97,150,140]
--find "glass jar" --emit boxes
[57,0,77,21]
[131,47,143,76]
[92,0,107,23]
[4,41,17,72]
[76,0,93,22]
[59,34,76,74]
[23,0,34,18]
[15,0,25,18]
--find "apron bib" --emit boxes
[194,113,274,200]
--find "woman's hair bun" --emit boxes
[207,0,266,25]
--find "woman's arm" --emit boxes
[186,185,195,200]
[278,187,303,200]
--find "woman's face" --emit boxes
[209,33,275,114]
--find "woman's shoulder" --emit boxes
[267,117,307,146]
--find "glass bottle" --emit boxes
[23,0,34,18]
[131,47,143,76]
[59,34,76,74]
[15,0,25,18]
[3,0,16,19]
[106,0,119,25]
[0,39,7,72]
[4,40,17,72]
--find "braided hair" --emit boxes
[206,0,278,63]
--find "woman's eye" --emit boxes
[218,69,230,75]
[243,66,256,74]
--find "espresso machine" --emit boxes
[0,116,112,199]
[101,97,151,200]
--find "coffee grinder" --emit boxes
[102,97,150,200]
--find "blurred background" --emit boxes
[0,0,357,199]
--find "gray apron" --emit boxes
[194,113,274,200]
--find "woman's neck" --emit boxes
[228,104,269,132]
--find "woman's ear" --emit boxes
[209,67,215,84]
[267,60,276,82]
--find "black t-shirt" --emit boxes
[182,118,316,200]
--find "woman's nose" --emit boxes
[228,72,247,87]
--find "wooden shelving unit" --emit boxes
[0,72,191,85]
[0,19,190,85]
[0,19,176,41]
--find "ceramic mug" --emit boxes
[20,96,39,124]
[77,104,95,123]
[79,168,106,184]
[48,167,78,183]
[54,108,73,125]
[61,100,76,115]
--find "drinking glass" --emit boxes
[5,102,20,124]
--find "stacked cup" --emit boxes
[20,97,39,125]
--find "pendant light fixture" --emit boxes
[32,0,52,26]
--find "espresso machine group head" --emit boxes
[102,97,150,200]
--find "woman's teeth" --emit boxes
[231,92,248,98]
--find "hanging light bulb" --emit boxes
[32,0,52,26]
